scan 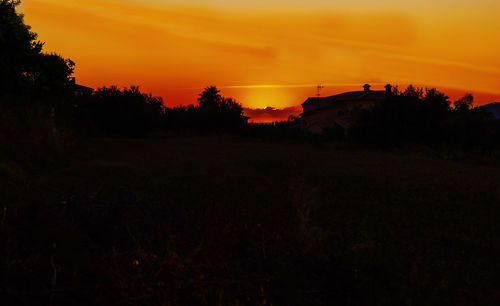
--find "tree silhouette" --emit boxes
[350,85,500,150]
[350,85,451,146]
[0,0,74,97]
[198,86,222,110]
[197,86,243,115]
[0,0,40,92]
[75,86,164,136]
[194,86,246,131]
[454,93,474,111]
[0,0,77,160]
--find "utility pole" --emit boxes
[317,84,324,97]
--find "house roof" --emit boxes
[302,90,387,106]
[301,90,387,116]
[74,84,94,92]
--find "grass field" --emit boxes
[1,135,499,305]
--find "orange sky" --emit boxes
[22,0,500,121]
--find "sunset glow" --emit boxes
[22,0,500,120]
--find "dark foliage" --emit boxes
[2,137,500,306]
[0,0,75,166]
[196,86,247,131]
[350,86,500,151]
[443,106,499,151]
[74,86,164,137]
[453,93,473,111]
[0,0,42,93]
[0,0,74,98]
[163,105,202,131]
[163,86,247,132]
[2,3,500,305]
[350,86,449,146]
[243,121,303,140]
[321,123,347,141]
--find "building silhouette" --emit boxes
[301,84,392,133]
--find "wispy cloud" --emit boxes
[23,0,500,105]
[244,106,301,122]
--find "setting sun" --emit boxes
[20,0,500,120]
[3,1,500,304]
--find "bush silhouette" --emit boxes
[163,86,247,132]
[0,0,75,163]
[350,86,500,150]
[350,86,449,146]
[75,86,164,137]
[0,0,74,99]
[197,86,246,131]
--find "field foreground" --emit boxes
[1,136,499,305]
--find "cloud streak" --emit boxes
[244,106,301,122]
[22,0,500,108]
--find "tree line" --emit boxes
[1,0,499,153]
[73,85,247,136]
[350,86,500,151]
[0,0,247,141]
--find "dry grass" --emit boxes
[1,135,499,305]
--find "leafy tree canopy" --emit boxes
[454,93,474,111]
[0,0,74,96]
[197,86,243,115]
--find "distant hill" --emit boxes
[477,102,500,119]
